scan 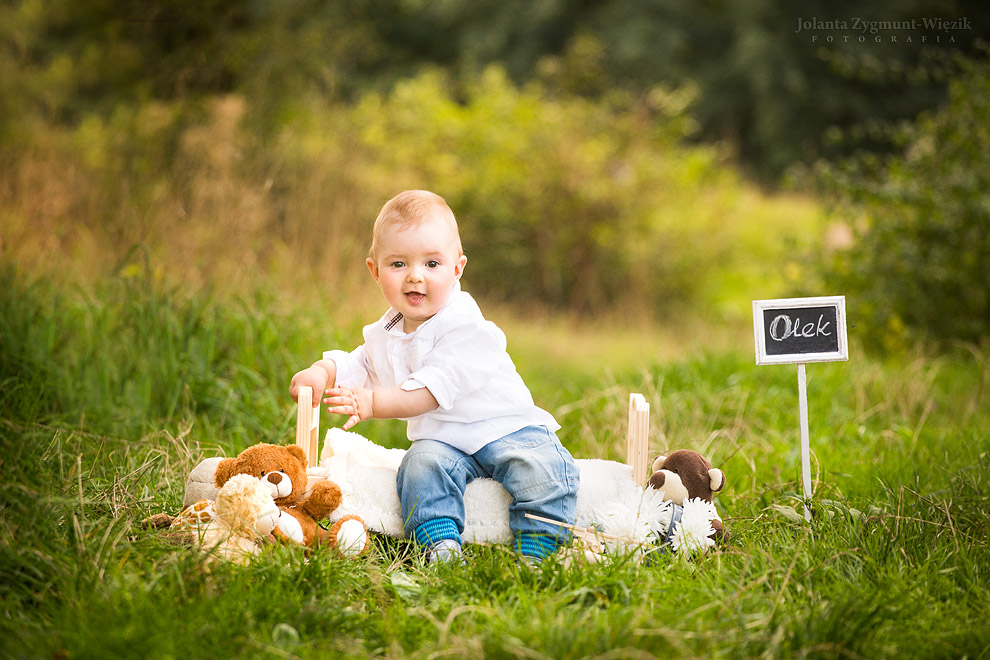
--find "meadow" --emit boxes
[1,260,988,660]
[3,7,988,657]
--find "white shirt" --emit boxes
[325,283,559,453]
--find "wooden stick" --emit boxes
[524,513,641,547]
[310,396,320,467]
[798,363,812,521]
[295,386,320,467]
[641,399,650,482]
[626,393,637,474]
[626,393,650,485]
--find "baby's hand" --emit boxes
[290,365,330,406]
[323,387,374,431]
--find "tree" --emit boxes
[822,53,990,349]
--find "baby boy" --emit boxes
[290,190,579,563]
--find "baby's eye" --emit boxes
[426,260,440,268]
[391,261,405,269]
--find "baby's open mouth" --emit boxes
[405,292,426,305]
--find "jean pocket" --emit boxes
[500,425,553,449]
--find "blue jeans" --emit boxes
[396,426,579,541]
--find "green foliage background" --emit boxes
[5,0,989,181]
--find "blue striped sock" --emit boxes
[514,532,560,561]
[413,518,462,547]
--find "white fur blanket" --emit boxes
[184,429,673,547]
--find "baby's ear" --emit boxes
[366,258,380,282]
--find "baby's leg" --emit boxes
[473,426,579,561]
[397,439,483,554]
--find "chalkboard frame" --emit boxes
[753,296,848,365]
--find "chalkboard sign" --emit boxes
[753,296,848,365]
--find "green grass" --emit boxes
[1,263,989,660]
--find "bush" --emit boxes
[347,67,720,312]
[821,53,990,350]
[339,66,823,316]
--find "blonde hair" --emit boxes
[369,190,462,261]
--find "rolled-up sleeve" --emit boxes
[323,346,370,389]
[404,322,504,411]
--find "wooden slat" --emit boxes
[295,386,320,467]
[626,393,650,484]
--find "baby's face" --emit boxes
[367,212,466,333]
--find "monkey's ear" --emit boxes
[709,468,725,492]
[651,455,667,472]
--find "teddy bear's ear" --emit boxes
[214,457,236,488]
[286,444,308,468]
[651,455,667,472]
[709,468,725,493]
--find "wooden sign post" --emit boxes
[753,296,848,520]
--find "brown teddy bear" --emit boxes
[213,443,370,557]
[647,449,726,542]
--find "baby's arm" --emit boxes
[289,359,337,407]
[323,386,438,431]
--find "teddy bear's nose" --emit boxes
[267,472,283,485]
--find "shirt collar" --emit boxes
[383,311,404,333]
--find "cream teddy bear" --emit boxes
[170,473,281,563]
